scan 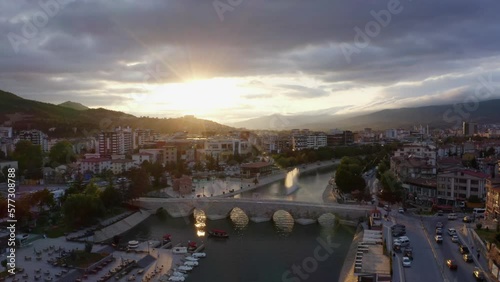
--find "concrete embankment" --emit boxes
[338,224,364,282]
[93,210,151,243]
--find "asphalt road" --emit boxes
[387,210,486,282]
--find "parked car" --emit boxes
[473,267,485,281]
[463,253,473,262]
[404,247,413,259]
[446,259,458,270]
[459,245,470,254]
[463,216,472,223]
[393,243,402,253]
[451,235,459,243]
[448,213,457,220]
[398,208,405,214]
[402,257,411,267]
[437,210,444,216]
[435,235,443,243]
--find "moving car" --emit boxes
[398,208,404,214]
[436,222,444,228]
[459,245,470,254]
[473,267,485,281]
[435,235,443,243]
[402,257,411,267]
[451,235,459,243]
[447,213,457,220]
[463,253,473,262]
[437,210,444,216]
[463,216,472,223]
[436,228,443,235]
[447,228,457,236]
[446,259,458,270]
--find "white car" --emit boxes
[398,208,405,214]
[402,257,411,267]
[451,235,459,243]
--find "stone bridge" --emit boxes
[131,197,373,222]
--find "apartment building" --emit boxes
[436,170,489,202]
[18,130,49,152]
[486,177,500,219]
[77,158,112,174]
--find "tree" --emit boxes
[31,188,55,212]
[378,171,404,204]
[335,157,366,194]
[100,185,122,208]
[49,140,75,166]
[12,140,43,179]
[63,194,105,227]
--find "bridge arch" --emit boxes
[229,207,249,229]
[273,210,294,233]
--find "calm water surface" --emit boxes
[125,166,355,282]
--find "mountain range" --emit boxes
[231,100,500,130]
[3,89,500,134]
[0,90,232,137]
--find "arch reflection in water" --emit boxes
[229,207,249,230]
[193,209,206,237]
[272,210,294,234]
[318,213,336,229]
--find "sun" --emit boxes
[141,78,244,116]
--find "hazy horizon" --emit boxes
[2,0,500,124]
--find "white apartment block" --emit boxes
[437,170,489,201]
[18,130,49,152]
[132,152,154,166]
[292,132,327,151]
[111,159,135,174]
[204,139,251,157]
[77,158,112,175]
[394,144,437,165]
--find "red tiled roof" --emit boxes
[462,170,490,179]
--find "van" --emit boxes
[473,208,486,218]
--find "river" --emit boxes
[124,165,355,282]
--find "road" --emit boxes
[387,210,487,282]
[386,211,443,282]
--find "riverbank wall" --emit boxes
[338,224,364,282]
[93,210,151,243]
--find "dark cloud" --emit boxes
[1,0,500,116]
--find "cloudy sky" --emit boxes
[1,0,500,123]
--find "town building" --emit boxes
[77,158,112,175]
[485,177,500,219]
[132,152,154,166]
[437,170,489,202]
[0,127,12,138]
[463,121,478,136]
[240,162,273,178]
[111,159,135,174]
[18,130,49,152]
[327,131,354,146]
